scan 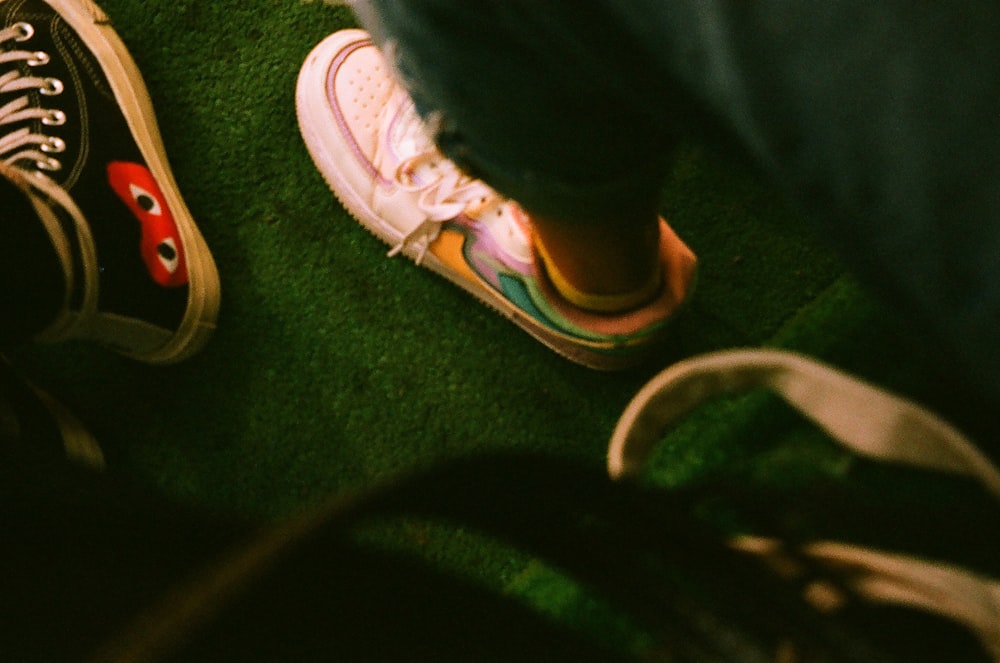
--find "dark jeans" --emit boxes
[356,0,1000,404]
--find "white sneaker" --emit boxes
[296,29,697,370]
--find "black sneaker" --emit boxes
[0,0,219,363]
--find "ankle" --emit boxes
[535,234,662,313]
[528,208,663,313]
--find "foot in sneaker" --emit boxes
[0,0,219,363]
[296,29,696,370]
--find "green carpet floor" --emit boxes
[8,1,998,658]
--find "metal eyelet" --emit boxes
[27,51,50,67]
[14,22,34,42]
[41,136,66,154]
[42,109,66,126]
[36,157,62,172]
[39,78,63,96]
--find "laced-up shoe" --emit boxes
[0,0,219,363]
[296,29,697,370]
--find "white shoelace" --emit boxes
[384,98,501,263]
[0,22,67,172]
[0,23,93,337]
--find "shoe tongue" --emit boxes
[384,88,436,162]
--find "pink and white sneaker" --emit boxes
[296,29,697,370]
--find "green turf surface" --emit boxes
[8,1,997,658]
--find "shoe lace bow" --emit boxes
[0,22,66,172]
[386,103,501,262]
